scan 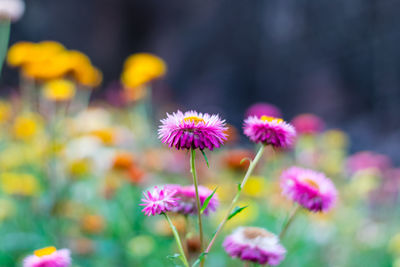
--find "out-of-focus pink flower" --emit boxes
[291,113,324,135]
[158,110,227,151]
[223,226,286,265]
[140,186,179,216]
[23,247,71,267]
[243,116,296,148]
[280,166,337,212]
[347,151,391,174]
[167,184,218,215]
[245,103,282,119]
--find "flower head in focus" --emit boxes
[42,79,76,102]
[158,110,227,151]
[223,226,286,265]
[243,115,296,148]
[140,186,179,216]
[291,113,324,135]
[167,184,218,215]
[0,0,25,22]
[23,246,71,267]
[280,166,337,212]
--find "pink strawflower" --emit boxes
[23,247,71,267]
[280,166,337,212]
[291,113,324,135]
[347,151,391,174]
[167,184,218,215]
[158,110,227,151]
[243,116,296,148]
[140,186,179,216]
[245,103,282,119]
[223,227,286,266]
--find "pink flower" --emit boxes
[167,184,218,215]
[158,110,227,151]
[245,103,282,119]
[243,116,296,148]
[280,166,337,212]
[140,186,179,216]
[23,247,71,267]
[291,113,324,135]
[347,151,391,174]
[223,227,286,266]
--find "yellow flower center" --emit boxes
[34,246,57,257]
[183,116,205,125]
[243,227,274,239]
[260,115,283,123]
[303,178,319,190]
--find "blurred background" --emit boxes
[3,0,400,162]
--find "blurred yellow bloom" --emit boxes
[121,53,166,88]
[347,169,380,198]
[12,113,42,141]
[0,100,11,123]
[90,128,115,145]
[68,159,91,177]
[320,129,349,149]
[214,200,259,230]
[388,233,400,255]
[6,41,35,67]
[1,172,39,196]
[43,79,76,101]
[243,176,267,197]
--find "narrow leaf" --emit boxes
[240,157,252,165]
[192,252,208,267]
[200,150,210,168]
[227,206,248,221]
[200,187,218,214]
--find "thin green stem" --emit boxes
[205,145,266,254]
[279,204,300,239]
[163,213,190,267]
[0,19,10,75]
[190,148,204,266]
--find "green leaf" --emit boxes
[200,187,218,214]
[200,150,210,168]
[227,206,248,221]
[237,183,242,192]
[192,252,208,267]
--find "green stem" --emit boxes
[190,148,204,266]
[0,19,10,75]
[205,145,266,254]
[163,213,190,267]
[279,204,300,239]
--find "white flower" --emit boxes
[0,0,25,22]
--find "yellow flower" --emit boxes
[0,100,11,123]
[243,176,267,197]
[12,113,42,141]
[389,233,400,255]
[69,159,91,177]
[69,50,103,87]
[6,41,35,67]
[1,172,39,196]
[320,129,349,149]
[90,128,115,145]
[121,53,166,88]
[43,79,76,101]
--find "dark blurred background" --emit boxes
[2,0,400,162]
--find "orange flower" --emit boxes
[112,151,134,170]
[81,214,105,234]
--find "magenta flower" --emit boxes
[23,247,71,267]
[245,103,282,119]
[280,166,337,212]
[223,227,286,266]
[140,186,179,216]
[243,116,296,148]
[158,110,227,151]
[291,113,324,135]
[167,184,219,215]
